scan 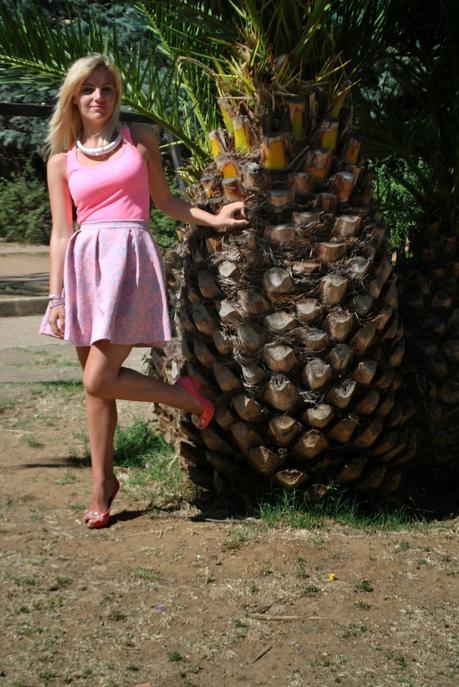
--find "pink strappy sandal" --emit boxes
[175,376,215,429]
[85,510,111,529]
[84,477,120,529]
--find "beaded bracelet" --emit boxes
[48,293,63,300]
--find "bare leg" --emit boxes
[82,340,203,414]
[77,341,204,514]
[77,346,120,514]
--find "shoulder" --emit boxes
[127,123,160,148]
[46,152,68,179]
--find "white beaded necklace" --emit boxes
[76,132,123,157]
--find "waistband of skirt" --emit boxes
[78,220,149,231]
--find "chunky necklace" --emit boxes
[76,132,123,157]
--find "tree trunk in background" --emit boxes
[399,223,459,499]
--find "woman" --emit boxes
[39,54,247,528]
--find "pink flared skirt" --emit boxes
[39,220,171,347]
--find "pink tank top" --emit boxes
[67,127,150,224]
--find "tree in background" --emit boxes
[358,1,459,490]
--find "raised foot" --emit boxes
[175,375,215,429]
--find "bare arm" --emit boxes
[131,125,248,231]
[46,153,73,336]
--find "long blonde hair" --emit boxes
[46,54,123,155]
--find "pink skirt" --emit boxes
[39,220,171,347]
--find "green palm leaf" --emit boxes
[0,3,210,162]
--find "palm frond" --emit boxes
[0,2,210,162]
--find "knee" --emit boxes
[83,370,112,397]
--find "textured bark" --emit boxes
[268,415,302,446]
[320,275,349,305]
[264,224,296,244]
[248,446,286,475]
[294,429,329,460]
[302,358,332,389]
[232,394,266,423]
[275,469,311,489]
[168,81,415,499]
[314,242,348,263]
[305,404,335,428]
[263,344,298,372]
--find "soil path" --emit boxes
[0,333,458,687]
[0,303,458,685]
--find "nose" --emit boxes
[93,88,104,100]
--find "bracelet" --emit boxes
[49,299,65,309]
[48,293,63,300]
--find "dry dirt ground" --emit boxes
[0,327,458,687]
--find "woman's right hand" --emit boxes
[48,304,65,339]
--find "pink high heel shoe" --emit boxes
[84,510,111,529]
[84,477,120,529]
[175,376,215,429]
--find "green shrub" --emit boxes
[149,207,178,250]
[0,159,181,248]
[372,159,422,250]
[0,164,51,244]
[149,176,180,251]
[113,420,174,468]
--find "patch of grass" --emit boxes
[385,649,408,669]
[9,574,38,588]
[342,622,368,639]
[301,584,321,596]
[167,650,183,662]
[126,664,140,672]
[32,380,83,394]
[310,655,333,668]
[80,668,93,679]
[55,576,73,588]
[222,526,251,551]
[112,420,173,468]
[68,503,86,511]
[25,436,44,448]
[256,484,425,532]
[355,600,372,610]
[16,623,44,637]
[16,604,31,614]
[395,539,411,551]
[295,556,310,579]
[354,579,374,593]
[79,420,182,501]
[108,608,127,621]
[416,558,429,567]
[131,566,162,583]
[0,399,15,413]
[55,472,77,485]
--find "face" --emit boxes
[73,65,117,127]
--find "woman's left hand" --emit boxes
[213,201,249,231]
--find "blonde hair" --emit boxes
[45,54,123,155]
